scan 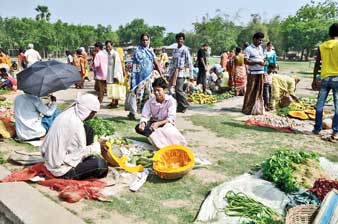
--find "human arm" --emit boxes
[312,49,321,90]
[34,97,57,116]
[244,48,265,66]
[139,99,152,126]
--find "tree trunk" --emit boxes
[300,49,304,61]
[305,48,310,61]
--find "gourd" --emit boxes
[288,111,309,120]
[153,145,195,180]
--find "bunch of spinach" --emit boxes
[260,149,318,193]
[85,117,115,137]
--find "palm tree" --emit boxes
[35,5,51,21]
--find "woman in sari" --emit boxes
[233,47,247,96]
[127,33,162,120]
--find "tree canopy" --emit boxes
[1,1,337,59]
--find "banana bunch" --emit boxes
[188,92,217,104]
[108,137,130,146]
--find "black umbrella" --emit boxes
[17,60,82,97]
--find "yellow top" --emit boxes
[320,39,338,79]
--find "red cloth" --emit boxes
[308,178,338,201]
[245,119,294,133]
[0,163,107,203]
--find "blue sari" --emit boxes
[130,45,155,91]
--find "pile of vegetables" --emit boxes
[0,88,11,95]
[0,100,13,108]
[260,149,318,193]
[188,92,217,104]
[214,92,234,101]
[224,191,283,224]
[85,117,115,137]
[129,150,154,168]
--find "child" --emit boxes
[263,64,275,111]
[0,68,17,91]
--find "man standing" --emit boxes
[169,33,193,113]
[24,44,42,67]
[312,23,338,141]
[93,42,108,103]
[197,44,208,92]
[242,32,266,115]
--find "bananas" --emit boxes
[188,92,217,104]
[108,137,130,146]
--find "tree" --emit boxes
[35,5,51,21]
[117,19,165,47]
[192,11,240,55]
[237,14,269,48]
[280,0,338,60]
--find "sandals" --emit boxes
[322,135,338,143]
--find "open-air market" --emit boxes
[1,0,338,223]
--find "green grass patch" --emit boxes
[0,151,5,164]
[86,175,217,224]
[187,114,338,162]
[278,61,313,76]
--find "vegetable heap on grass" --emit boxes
[259,149,318,193]
[0,100,13,108]
[0,88,11,95]
[224,190,283,224]
[129,150,154,168]
[85,117,115,137]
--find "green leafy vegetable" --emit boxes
[260,149,318,193]
[224,191,283,224]
[85,117,115,137]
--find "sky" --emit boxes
[0,0,323,33]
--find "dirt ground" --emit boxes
[1,66,336,223]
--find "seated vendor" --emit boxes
[0,68,17,91]
[14,93,59,141]
[270,64,300,109]
[135,77,176,137]
[40,94,108,180]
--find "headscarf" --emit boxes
[73,93,100,121]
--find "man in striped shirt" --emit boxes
[242,32,266,115]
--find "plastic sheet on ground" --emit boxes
[195,173,289,224]
[320,157,338,180]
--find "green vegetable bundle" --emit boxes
[224,191,283,224]
[129,150,154,168]
[0,100,13,107]
[260,149,318,193]
[0,88,11,95]
[85,117,115,137]
[214,92,234,101]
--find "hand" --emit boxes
[50,95,56,102]
[258,61,265,66]
[139,122,146,131]
[312,80,319,90]
[99,140,108,154]
[150,122,160,131]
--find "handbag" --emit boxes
[107,83,126,101]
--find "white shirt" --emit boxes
[14,94,56,140]
[169,45,193,78]
[24,49,41,67]
[140,95,176,125]
[40,107,100,177]
[244,44,265,74]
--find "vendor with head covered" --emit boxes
[40,94,108,180]
[135,78,177,137]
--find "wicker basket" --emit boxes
[285,205,319,224]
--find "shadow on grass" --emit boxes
[124,136,149,143]
[147,174,181,184]
[219,107,242,113]
[221,120,281,133]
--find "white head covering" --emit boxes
[74,93,100,121]
[28,43,34,49]
[80,47,85,53]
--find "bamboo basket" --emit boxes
[285,205,319,224]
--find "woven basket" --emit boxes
[285,205,319,224]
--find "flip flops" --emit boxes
[322,135,338,143]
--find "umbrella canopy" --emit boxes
[17,60,82,97]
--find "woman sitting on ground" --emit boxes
[40,94,108,180]
[135,77,176,137]
[14,93,59,141]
